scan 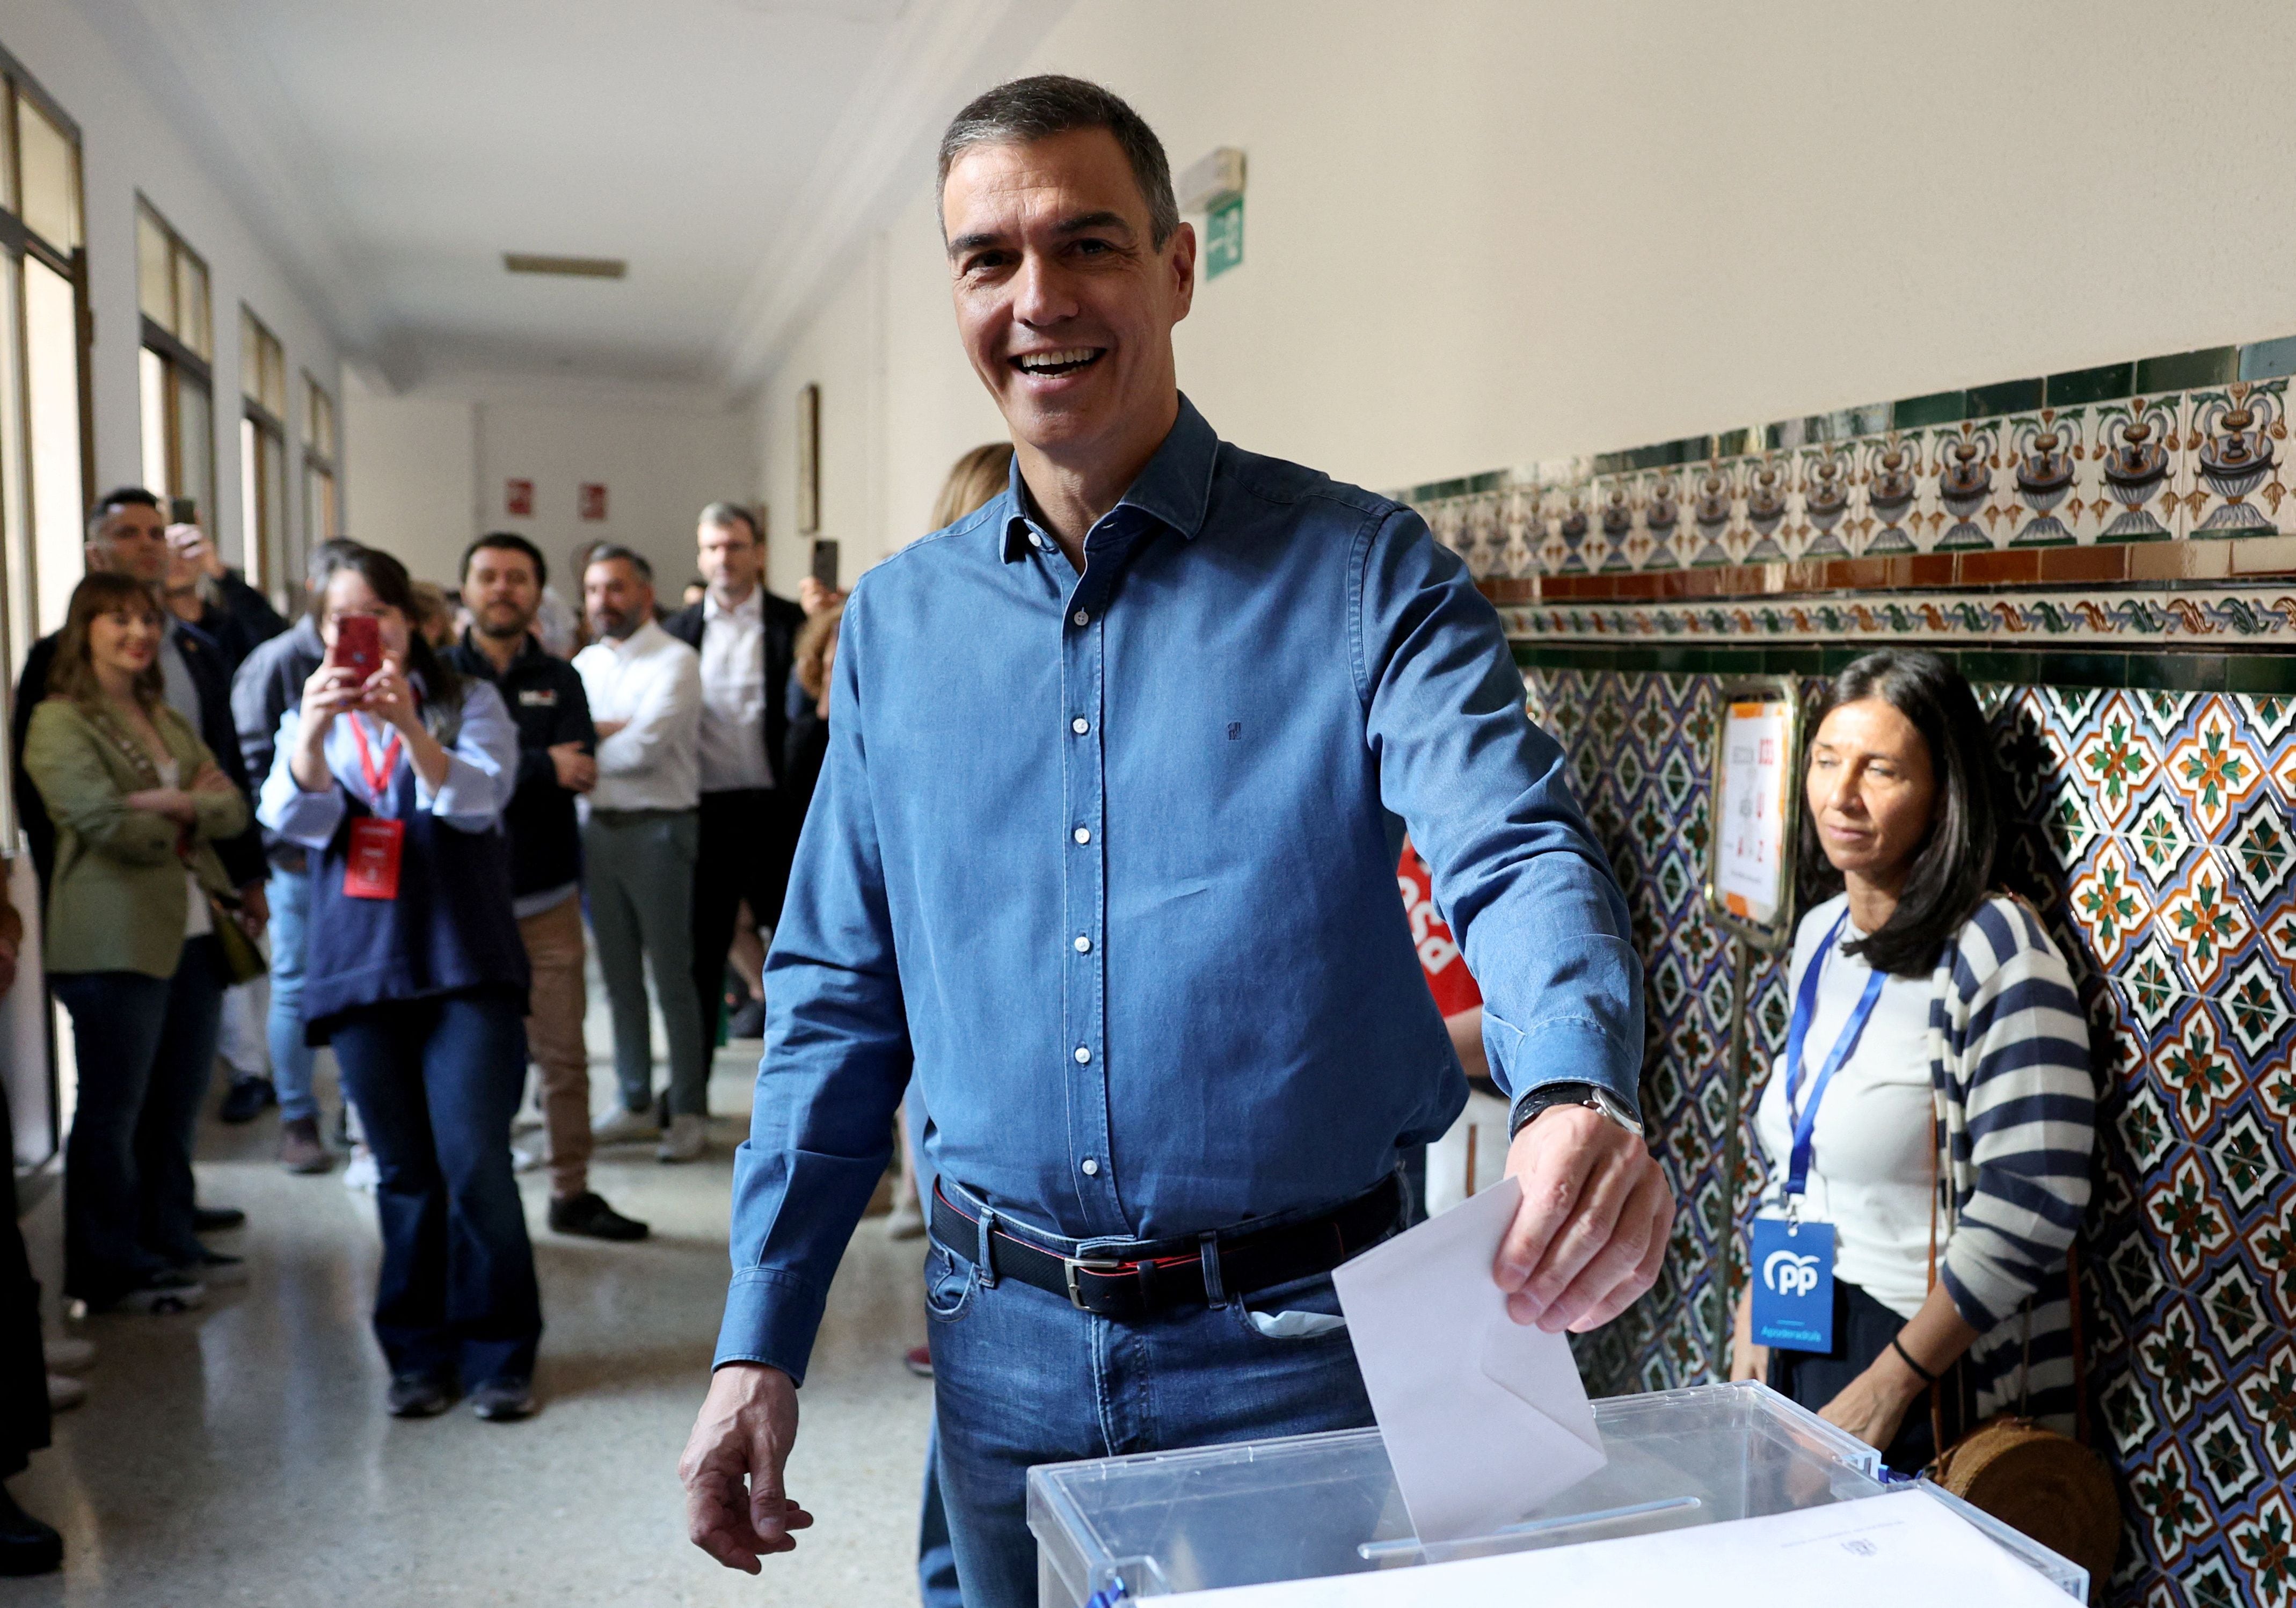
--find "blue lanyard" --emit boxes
[1782,911,1887,1211]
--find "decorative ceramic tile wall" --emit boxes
[1534,665,2296,1608]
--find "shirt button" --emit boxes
[1081,1158,1100,1177]
[1073,826,1091,845]
[1074,1045,1091,1064]
[1072,609,1090,627]
[1074,935,1091,954]
[1072,717,1089,735]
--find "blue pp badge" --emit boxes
[1750,1216,1835,1352]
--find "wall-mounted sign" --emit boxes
[1703,676,1804,951]
[506,478,534,517]
[1205,194,1244,279]
[578,483,608,522]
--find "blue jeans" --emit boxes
[265,863,319,1122]
[52,938,227,1302]
[924,1198,1380,1608]
[918,1419,960,1607]
[330,993,541,1386]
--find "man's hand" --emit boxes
[0,936,17,999]
[593,718,628,741]
[548,741,596,793]
[237,879,270,939]
[796,577,846,617]
[1493,1103,1673,1333]
[680,1363,813,1573]
[1819,1350,1926,1451]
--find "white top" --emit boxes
[1753,892,1938,1320]
[572,619,702,811]
[257,680,519,846]
[156,754,213,940]
[696,587,775,793]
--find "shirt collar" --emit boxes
[1000,392,1219,562]
[704,586,762,625]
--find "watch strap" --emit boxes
[1508,1081,1597,1140]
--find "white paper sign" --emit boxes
[1331,1179,1606,1544]
[1713,699,1791,926]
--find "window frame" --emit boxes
[239,304,287,594]
[136,197,216,531]
[303,370,338,559]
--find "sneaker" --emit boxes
[657,1114,706,1163]
[548,1191,650,1242]
[184,1250,247,1287]
[592,1107,659,1146]
[470,1377,536,1422]
[42,1337,93,1373]
[341,1146,378,1195]
[192,1205,246,1233]
[101,1270,205,1315]
[218,1075,276,1124]
[279,1116,333,1174]
[884,1195,926,1241]
[903,1344,934,1379]
[0,1485,62,1577]
[385,1373,455,1418]
[45,1374,85,1413]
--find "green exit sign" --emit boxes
[1204,194,1244,279]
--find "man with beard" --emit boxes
[571,546,709,1162]
[450,534,647,1240]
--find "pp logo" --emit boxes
[1762,1248,1823,1299]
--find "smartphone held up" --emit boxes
[331,614,383,681]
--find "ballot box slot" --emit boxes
[1355,1494,1705,1565]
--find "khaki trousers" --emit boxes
[518,896,593,1199]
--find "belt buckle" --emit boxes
[1063,1256,1125,1310]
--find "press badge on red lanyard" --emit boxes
[1748,910,1885,1354]
[344,719,405,901]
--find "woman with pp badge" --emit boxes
[1730,650,2095,1473]
[258,547,542,1424]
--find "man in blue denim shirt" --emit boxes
[682,76,1674,1605]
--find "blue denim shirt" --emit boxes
[717,398,1640,1378]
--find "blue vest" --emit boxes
[300,761,529,1041]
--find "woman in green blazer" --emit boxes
[22,574,248,1313]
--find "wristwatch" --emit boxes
[1508,1081,1646,1141]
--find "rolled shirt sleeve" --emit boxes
[1353,506,1644,1119]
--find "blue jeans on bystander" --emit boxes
[330,991,541,1388]
[264,863,320,1123]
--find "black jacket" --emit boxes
[194,569,288,674]
[230,616,326,869]
[444,632,595,900]
[11,619,266,895]
[661,590,807,794]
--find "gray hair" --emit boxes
[697,501,762,543]
[938,75,1178,249]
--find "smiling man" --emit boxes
[681,76,1672,1605]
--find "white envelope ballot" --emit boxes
[1331,1177,1606,1543]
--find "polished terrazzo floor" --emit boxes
[12,1007,935,1607]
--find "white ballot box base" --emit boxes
[1026,1381,2087,1607]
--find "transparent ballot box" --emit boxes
[1026,1381,2087,1605]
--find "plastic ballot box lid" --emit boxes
[1026,1381,2088,1605]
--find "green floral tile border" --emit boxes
[1402,335,2295,503]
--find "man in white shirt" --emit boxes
[571,547,711,1162]
[660,504,810,1050]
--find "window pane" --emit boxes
[174,374,214,533]
[1,253,28,685]
[0,84,17,217]
[266,344,286,416]
[263,426,288,600]
[141,347,172,500]
[176,251,212,361]
[239,415,260,585]
[138,207,174,331]
[307,380,336,458]
[240,309,259,402]
[27,258,85,636]
[307,462,337,543]
[17,95,81,252]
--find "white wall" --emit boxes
[760,0,2296,581]
[346,380,757,596]
[5,0,344,602]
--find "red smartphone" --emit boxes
[331,615,382,680]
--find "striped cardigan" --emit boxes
[1926,894,2097,1431]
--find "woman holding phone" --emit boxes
[23,574,249,1314]
[258,547,542,1422]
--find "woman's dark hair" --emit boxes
[48,574,166,709]
[1797,649,2002,977]
[310,545,464,722]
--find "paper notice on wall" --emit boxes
[1714,699,1791,925]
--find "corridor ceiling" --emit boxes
[78,0,1067,392]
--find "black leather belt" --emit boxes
[928,1174,1404,1321]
